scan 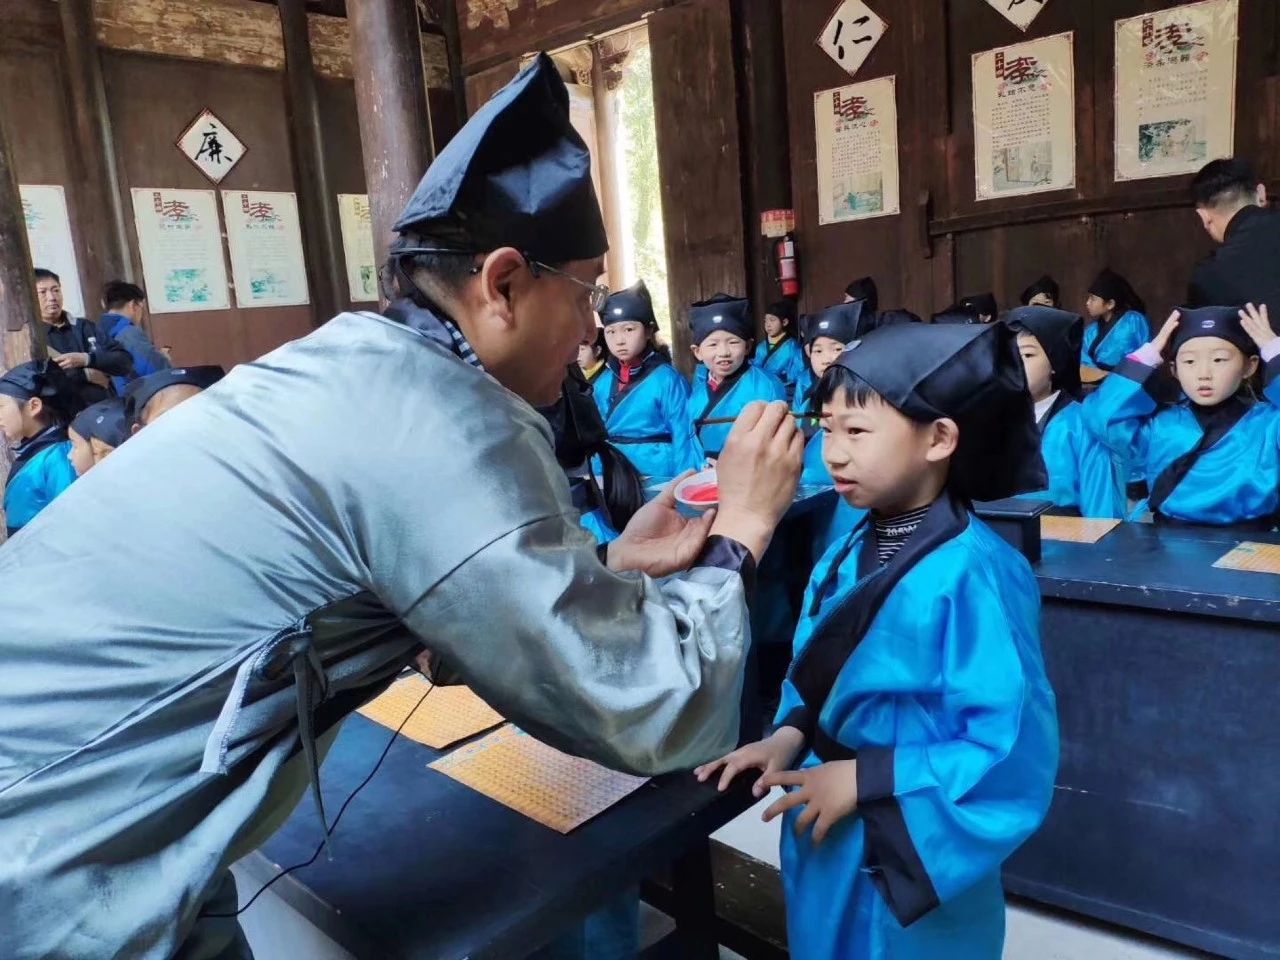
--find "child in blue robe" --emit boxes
[67,398,130,478]
[1,361,78,537]
[687,293,785,462]
[1084,268,1151,372]
[698,322,1059,960]
[754,299,807,401]
[593,280,699,480]
[1083,303,1280,530]
[1007,306,1126,518]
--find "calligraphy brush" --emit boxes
[698,411,829,426]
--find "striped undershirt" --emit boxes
[873,504,932,566]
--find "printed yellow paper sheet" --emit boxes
[430,726,650,834]
[1041,516,1121,544]
[1213,541,1280,576]
[357,675,504,750]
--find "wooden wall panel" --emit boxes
[458,0,669,71]
[649,0,745,372]
[102,51,316,369]
[465,59,519,113]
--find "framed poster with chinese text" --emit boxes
[19,185,85,318]
[337,194,379,303]
[814,75,900,225]
[221,190,310,308]
[972,32,1076,201]
[130,188,229,314]
[1114,0,1238,182]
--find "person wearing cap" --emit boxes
[123,365,226,433]
[753,299,807,401]
[1006,307,1125,518]
[1187,158,1280,313]
[578,322,607,386]
[843,276,878,313]
[1083,268,1150,373]
[688,293,786,463]
[798,301,875,486]
[697,321,1059,960]
[0,361,79,536]
[957,292,999,324]
[592,280,699,479]
[1083,303,1280,529]
[0,52,803,959]
[1020,275,1060,308]
[67,398,131,477]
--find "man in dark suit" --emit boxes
[1188,158,1280,311]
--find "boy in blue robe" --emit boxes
[1083,268,1150,372]
[0,361,79,537]
[1083,303,1280,530]
[688,293,786,462]
[593,280,699,479]
[799,300,877,485]
[698,322,1059,960]
[1007,306,1126,518]
[754,299,807,401]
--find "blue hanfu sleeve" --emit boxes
[665,372,702,473]
[1080,358,1159,474]
[1053,406,1125,519]
[1094,311,1151,370]
[855,574,1058,926]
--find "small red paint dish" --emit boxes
[674,468,719,509]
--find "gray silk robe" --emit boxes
[0,308,752,959]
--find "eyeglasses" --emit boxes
[525,259,610,312]
[392,245,610,312]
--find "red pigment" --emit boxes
[683,482,719,504]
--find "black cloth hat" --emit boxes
[844,276,879,314]
[71,398,130,449]
[1005,305,1085,399]
[1088,268,1146,314]
[832,322,1046,501]
[808,300,873,346]
[958,292,998,320]
[0,360,77,417]
[878,309,922,327]
[393,53,607,265]
[1020,274,1060,307]
[601,280,656,327]
[932,308,980,325]
[1170,305,1256,357]
[689,294,753,345]
[766,299,797,324]
[124,365,225,426]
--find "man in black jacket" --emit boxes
[1187,158,1280,311]
[32,268,133,409]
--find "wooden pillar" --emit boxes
[440,0,469,123]
[279,0,347,322]
[348,0,434,279]
[0,113,36,370]
[59,0,130,298]
[731,0,792,326]
[590,44,626,287]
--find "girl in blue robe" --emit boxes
[1,361,78,537]
[698,322,1058,960]
[1006,306,1126,518]
[1083,304,1280,529]
[1083,268,1151,371]
[754,299,807,401]
[686,293,785,462]
[594,280,699,480]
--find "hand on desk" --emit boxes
[760,760,859,846]
[695,726,806,799]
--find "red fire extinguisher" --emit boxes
[773,232,800,299]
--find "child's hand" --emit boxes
[760,759,858,845]
[1151,311,1181,354]
[1240,303,1278,349]
[695,727,806,798]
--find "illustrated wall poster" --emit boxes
[130,188,230,314]
[221,190,310,308]
[972,32,1076,201]
[337,194,379,303]
[814,75,901,225]
[1114,0,1238,182]
[19,184,85,318]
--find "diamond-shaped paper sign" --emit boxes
[176,109,246,184]
[816,1,887,78]
[984,0,1051,32]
